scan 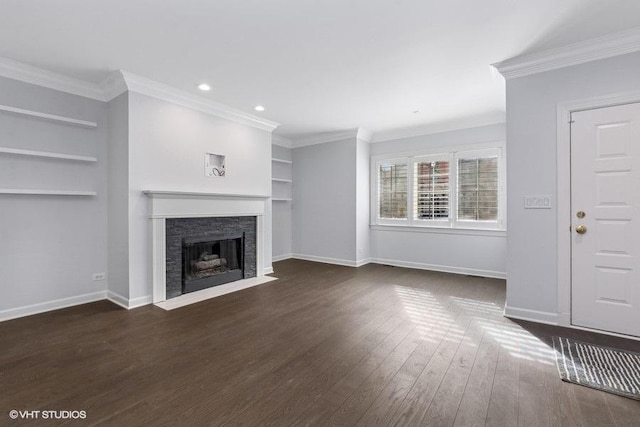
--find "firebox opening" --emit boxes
[182,232,245,294]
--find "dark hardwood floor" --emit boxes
[2,259,640,426]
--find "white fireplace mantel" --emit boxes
[144,190,269,303]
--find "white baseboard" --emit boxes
[355,258,371,267]
[292,253,362,267]
[107,291,152,309]
[0,290,108,322]
[503,304,559,325]
[263,266,274,275]
[370,258,506,279]
[272,253,293,262]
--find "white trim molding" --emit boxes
[144,190,269,304]
[556,89,640,329]
[371,113,506,143]
[119,71,279,132]
[503,305,559,326]
[292,129,360,148]
[0,56,105,101]
[356,127,373,143]
[107,291,153,310]
[291,253,365,268]
[272,135,293,148]
[0,291,107,322]
[0,58,280,132]
[272,253,293,262]
[493,27,640,80]
[371,258,506,279]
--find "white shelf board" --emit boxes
[0,104,98,128]
[272,158,292,164]
[0,147,97,162]
[272,198,292,202]
[271,178,293,183]
[0,189,97,196]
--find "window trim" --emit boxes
[371,141,506,231]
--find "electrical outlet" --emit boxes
[92,272,106,281]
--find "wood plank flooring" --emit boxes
[1,259,640,426]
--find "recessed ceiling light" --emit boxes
[197,83,211,91]
[254,105,265,112]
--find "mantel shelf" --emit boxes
[143,190,270,199]
[0,104,98,128]
[0,189,97,196]
[0,147,97,162]
[272,158,292,164]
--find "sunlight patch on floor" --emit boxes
[394,288,556,366]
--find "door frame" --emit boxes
[556,89,640,329]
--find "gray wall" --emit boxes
[107,92,129,299]
[369,124,507,277]
[506,51,640,316]
[293,138,358,263]
[272,144,293,260]
[0,77,108,318]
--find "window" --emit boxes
[414,157,449,221]
[372,145,504,230]
[378,159,408,220]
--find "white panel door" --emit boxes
[571,102,640,337]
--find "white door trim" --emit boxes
[556,90,640,328]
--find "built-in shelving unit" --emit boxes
[272,157,292,202]
[0,147,97,162]
[0,189,97,196]
[0,103,99,196]
[0,104,98,128]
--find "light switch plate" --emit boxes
[524,195,552,209]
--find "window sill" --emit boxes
[370,224,507,237]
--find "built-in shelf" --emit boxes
[0,147,97,162]
[272,158,292,164]
[272,198,292,202]
[271,178,293,183]
[0,189,97,196]
[0,104,98,128]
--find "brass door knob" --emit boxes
[576,225,587,234]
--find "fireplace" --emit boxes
[145,190,268,303]
[164,216,257,299]
[182,232,244,294]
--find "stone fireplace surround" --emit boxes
[165,216,256,299]
[144,190,268,303]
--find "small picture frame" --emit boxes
[205,153,226,177]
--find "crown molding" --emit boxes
[99,71,128,101]
[493,27,640,80]
[356,127,373,143]
[293,129,360,148]
[271,135,293,148]
[371,113,506,143]
[0,56,106,101]
[119,71,279,132]
[0,58,279,132]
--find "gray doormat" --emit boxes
[552,336,640,400]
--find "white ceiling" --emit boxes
[1,0,640,139]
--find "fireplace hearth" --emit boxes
[182,232,244,294]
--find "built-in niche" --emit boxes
[205,153,225,177]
